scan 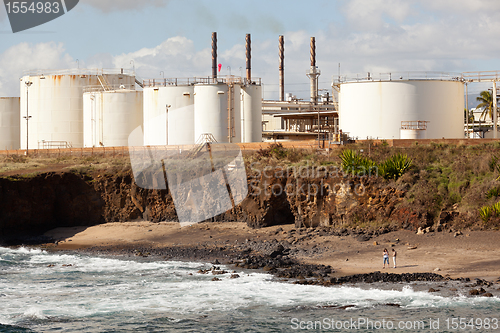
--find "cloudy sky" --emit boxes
[1,0,499,99]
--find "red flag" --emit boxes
[218,64,222,72]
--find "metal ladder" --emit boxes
[97,75,112,91]
[227,84,235,143]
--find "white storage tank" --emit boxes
[20,70,136,149]
[400,129,427,139]
[143,86,170,146]
[194,84,230,143]
[241,85,262,143]
[83,89,143,147]
[0,97,20,150]
[339,80,464,139]
[165,86,195,145]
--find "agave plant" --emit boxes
[339,149,377,176]
[480,205,493,223]
[379,153,413,180]
[492,202,500,216]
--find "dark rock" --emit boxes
[357,234,371,242]
[384,303,401,307]
[270,244,285,258]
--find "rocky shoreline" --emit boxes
[72,241,490,290]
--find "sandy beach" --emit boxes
[45,221,500,281]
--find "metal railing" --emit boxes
[143,76,262,88]
[22,68,136,77]
[401,121,429,130]
[462,71,500,82]
[0,142,325,158]
[332,71,463,84]
[38,140,71,149]
[83,84,136,93]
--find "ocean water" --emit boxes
[1,247,500,332]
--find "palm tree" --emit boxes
[476,90,494,122]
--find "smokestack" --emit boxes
[279,35,284,102]
[246,34,251,82]
[307,37,320,104]
[212,32,217,81]
[310,37,316,67]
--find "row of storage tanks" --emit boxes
[141,83,262,146]
[0,71,262,150]
[0,72,468,150]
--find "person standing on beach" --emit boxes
[392,249,397,268]
[383,249,389,269]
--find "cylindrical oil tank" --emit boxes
[20,71,136,149]
[0,97,20,150]
[339,80,464,139]
[143,86,172,146]
[232,84,242,144]
[241,85,262,143]
[194,84,230,143]
[400,129,427,139]
[165,86,195,145]
[83,89,143,147]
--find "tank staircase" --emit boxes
[97,75,112,91]
[190,133,218,157]
[135,78,144,88]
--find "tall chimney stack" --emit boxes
[279,35,285,102]
[310,37,316,67]
[212,32,217,81]
[307,37,320,104]
[246,34,251,83]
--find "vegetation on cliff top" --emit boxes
[246,141,500,230]
[2,141,500,231]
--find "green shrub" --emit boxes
[256,143,288,159]
[480,206,493,222]
[492,202,500,216]
[489,155,500,180]
[486,187,500,199]
[379,153,413,180]
[339,149,377,176]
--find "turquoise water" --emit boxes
[1,246,499,332]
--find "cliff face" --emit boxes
[0,167,454,239]
[0,173,105,236]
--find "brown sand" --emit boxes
[45,222,500,281]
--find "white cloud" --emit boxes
[0,42,74,96]
[419,0,500,14]
[340,0,414,31]
[113,36,209,78]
